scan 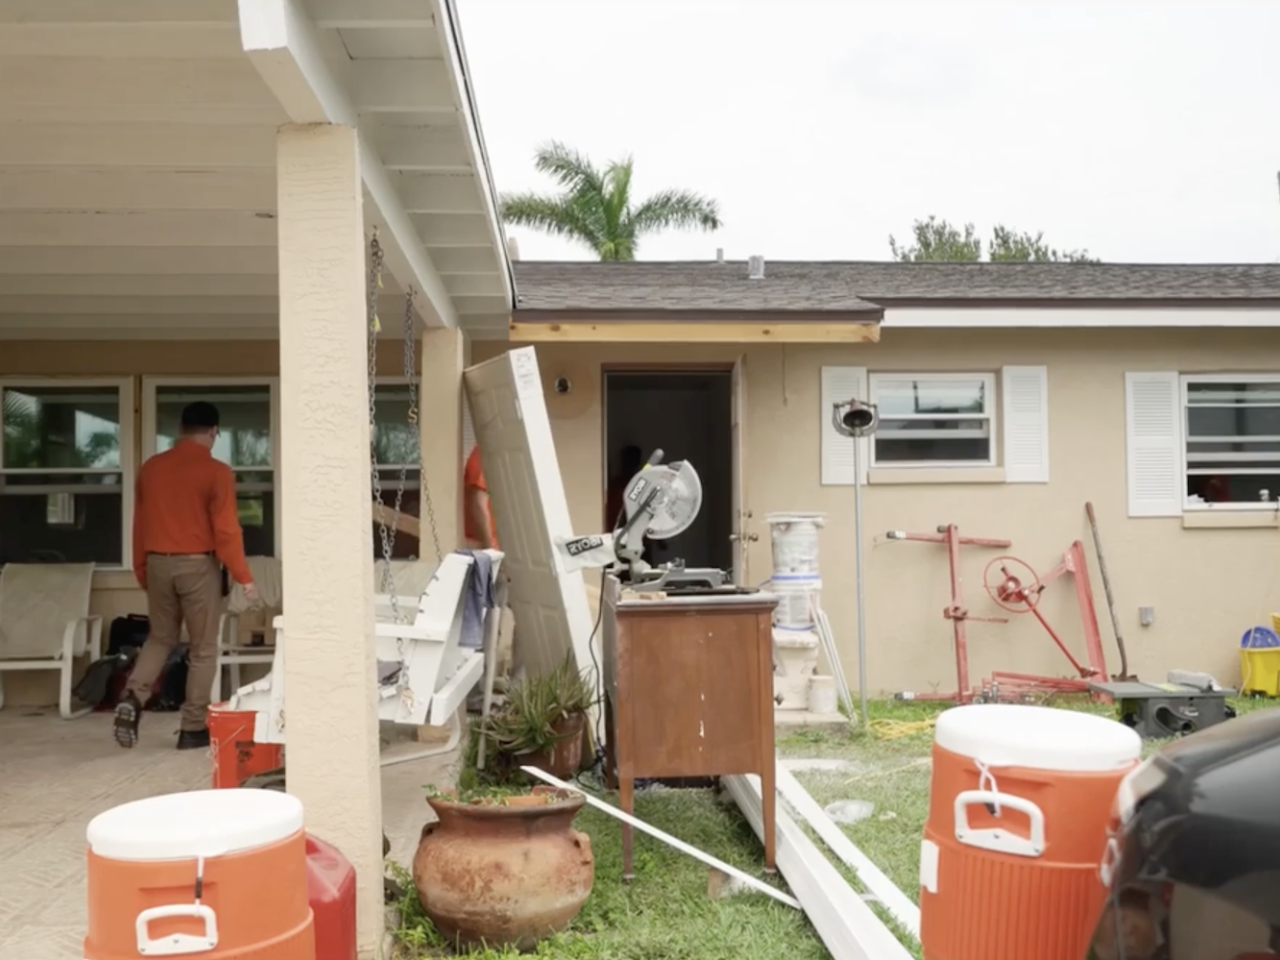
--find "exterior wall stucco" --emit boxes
[475,326,1280,695]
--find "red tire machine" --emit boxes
[889,525,1108,704]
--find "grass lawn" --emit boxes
[388,784,829,959]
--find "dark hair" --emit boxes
[180,401,220,431]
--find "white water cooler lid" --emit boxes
[935,704,1141,772]
[87,788,305,861]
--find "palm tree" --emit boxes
[500,141,722,261]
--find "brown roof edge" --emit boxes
[511,307,885,324]
[869,297,1280,309]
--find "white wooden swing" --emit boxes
[230,232,494,763]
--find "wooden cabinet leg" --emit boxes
[604,694,619,790]
[619,775,635,882]
[761,758,777,874]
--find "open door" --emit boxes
[462,348,599,706]
[730,355,750,585]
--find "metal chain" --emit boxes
[366,231,399,622]
[403,293,443,565]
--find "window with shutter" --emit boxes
[1001,366,1050,483]
[1182,374,1280,509]
[1125,371,1183,517]
[820,366,868,485]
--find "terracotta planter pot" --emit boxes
[521,712,587,778]
[412,787,595,950]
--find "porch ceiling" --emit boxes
[0,0,513,342]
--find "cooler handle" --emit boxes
[135,903,219,956]
[954,789,1045,858]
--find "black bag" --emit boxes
[107,614,151,657]
[149,648,189,712]
[73,653,134,708]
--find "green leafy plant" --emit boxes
[482,656,598,756]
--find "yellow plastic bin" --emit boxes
[1240,624,1280,696]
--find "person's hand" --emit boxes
[243,582,261,605]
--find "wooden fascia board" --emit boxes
[723,773,916,960]
[508,320,880,344]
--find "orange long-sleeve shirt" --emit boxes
[132,440,252,588]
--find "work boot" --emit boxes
[113,693,142,749]
[177,728,210,751]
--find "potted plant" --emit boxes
[483,655,597,779]
[413,784,595,950]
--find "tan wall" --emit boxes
[0,339,416,706]
[475,327,1280,695]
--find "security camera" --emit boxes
[553,376,572,395]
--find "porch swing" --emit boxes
[230,230,499,761]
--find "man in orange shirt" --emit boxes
[115,401,259,751]
[463,444,499,549]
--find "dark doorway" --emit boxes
[603,371,733,572]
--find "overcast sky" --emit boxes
[457,0,1280,264]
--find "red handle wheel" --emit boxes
[983,555,1043,614]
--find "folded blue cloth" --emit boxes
[455,549,495,650]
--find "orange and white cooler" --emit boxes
[84,789,316,960]
[919,704,1141,960]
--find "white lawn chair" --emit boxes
[232,552,491,759]
[212,556,281,703]
[0,563,103,719]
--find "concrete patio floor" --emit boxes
[0,708,456,960]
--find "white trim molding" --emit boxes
[884,306,1280,329]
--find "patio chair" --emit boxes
[232,551,492,759]
[212,555,281,703]
[0,562,103,719]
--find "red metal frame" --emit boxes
[891,529,1109,704]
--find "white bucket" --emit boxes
[771,576,821,627]
[773,628,820,710]
[766,513,826,577]
[808,675,838,715]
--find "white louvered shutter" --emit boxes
[1125,371,1183,517]
[1001,365,1050,483]
[820,366,869,485]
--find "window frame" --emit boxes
[1180,372,1280,513]
[0,376,135,570]
[868,371,999,469]
[140,376,282,555]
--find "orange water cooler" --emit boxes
[919,704,1141,960]
[84,789,316,960]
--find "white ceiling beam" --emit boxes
[0,169,276,212]
[239,0,458,327]
[443,274,508,297]
[374,125,470,172]
[0,2,235,24]
[414,214,494,248]
[0,123,278,168]
[0,326,279,342]
[0,313,277,330]
[0,24,244,59]
[0,57,275,107]
[0,211,276,246]
[394,173,481,214]
[348,61,456,113]
[0,275,281,297]
[0,246,277,275]
[0,102,286,126]
[430,247,504,275]
[0,293,415,315]
[453,295,512,316]
[307,0,436,29]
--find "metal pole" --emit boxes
[852,434,869,728]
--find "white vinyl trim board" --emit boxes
[1125,371,1183,517]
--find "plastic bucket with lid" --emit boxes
[919,704,1141,960]
[770,575,821,627]
[765,513,825,577]
[84,788,316,960]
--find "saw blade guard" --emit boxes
[623,460,703,540]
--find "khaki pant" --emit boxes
[126,554,222,732]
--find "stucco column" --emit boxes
[419,327,466,551]
[276,123,383,957]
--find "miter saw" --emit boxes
[555,449,732,592]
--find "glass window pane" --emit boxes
[1188,402,1280,440]
[2,386,121,470]
[373,385,419,467]
[874,437,991,464]
[1186,381,1280,405]
[237,492,274,557]
[874,378,988,417]
[0,477,123,564]
[154,385,271,468]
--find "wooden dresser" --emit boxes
[601,575,777,878]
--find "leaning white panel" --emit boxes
[463,347,599,708]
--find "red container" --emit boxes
[306,834,357,960]
[209,704,283,789]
